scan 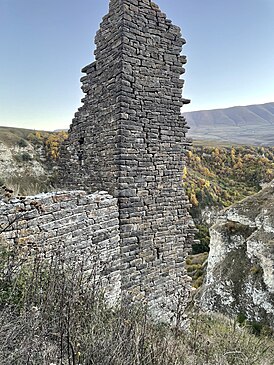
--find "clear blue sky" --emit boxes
[0,0,273,130]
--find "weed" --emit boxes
[13,152,32,163]
[17,139,28,148]
[0,241,274,365]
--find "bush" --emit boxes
[1,175,53,196]
[17,138,28,148]
[192,224,210,254]
[13,152,32,162]
[237,312,247,325]
[27,130,68,160]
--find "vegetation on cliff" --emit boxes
[184,143,274,254]
[0,127,67,195]
[184,143,274,213]
[184,143,274,288]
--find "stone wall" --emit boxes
[58,0,195,320]
[0,191,121,305]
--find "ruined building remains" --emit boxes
[58,0,195,319]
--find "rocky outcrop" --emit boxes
[200,181,274,327]
[0,141,47,181]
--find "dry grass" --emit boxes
[0,242,274,365]
[0,126,48,147]
[1,175,54,197]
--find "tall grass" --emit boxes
[0,175,54,197]
[0,240,274,365]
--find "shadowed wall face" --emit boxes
[59,0,195,320]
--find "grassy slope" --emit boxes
[0,126,49,147]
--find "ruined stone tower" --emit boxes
[59,0,195,319]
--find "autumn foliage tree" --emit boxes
[183,143,274,216]
[27,131,68,161]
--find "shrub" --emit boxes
[250,321,263,336]
[192,224,210,254]
[27,130,68,160]
[17,138,28,148]
[13,152,32,162]
[237,312,247,325]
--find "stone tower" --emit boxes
[59,0,195,319]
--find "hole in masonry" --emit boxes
[78,152,83,165]
[156,247,160,260]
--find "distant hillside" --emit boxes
[184,102,274,146]
[0,126,45,147]
[183,142,274,256]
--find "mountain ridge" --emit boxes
[183,102,274,146]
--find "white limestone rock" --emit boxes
[200,180,274,327]
[0,141,46,179]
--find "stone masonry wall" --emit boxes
[59,0,195,320]
[0,191,121,305]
